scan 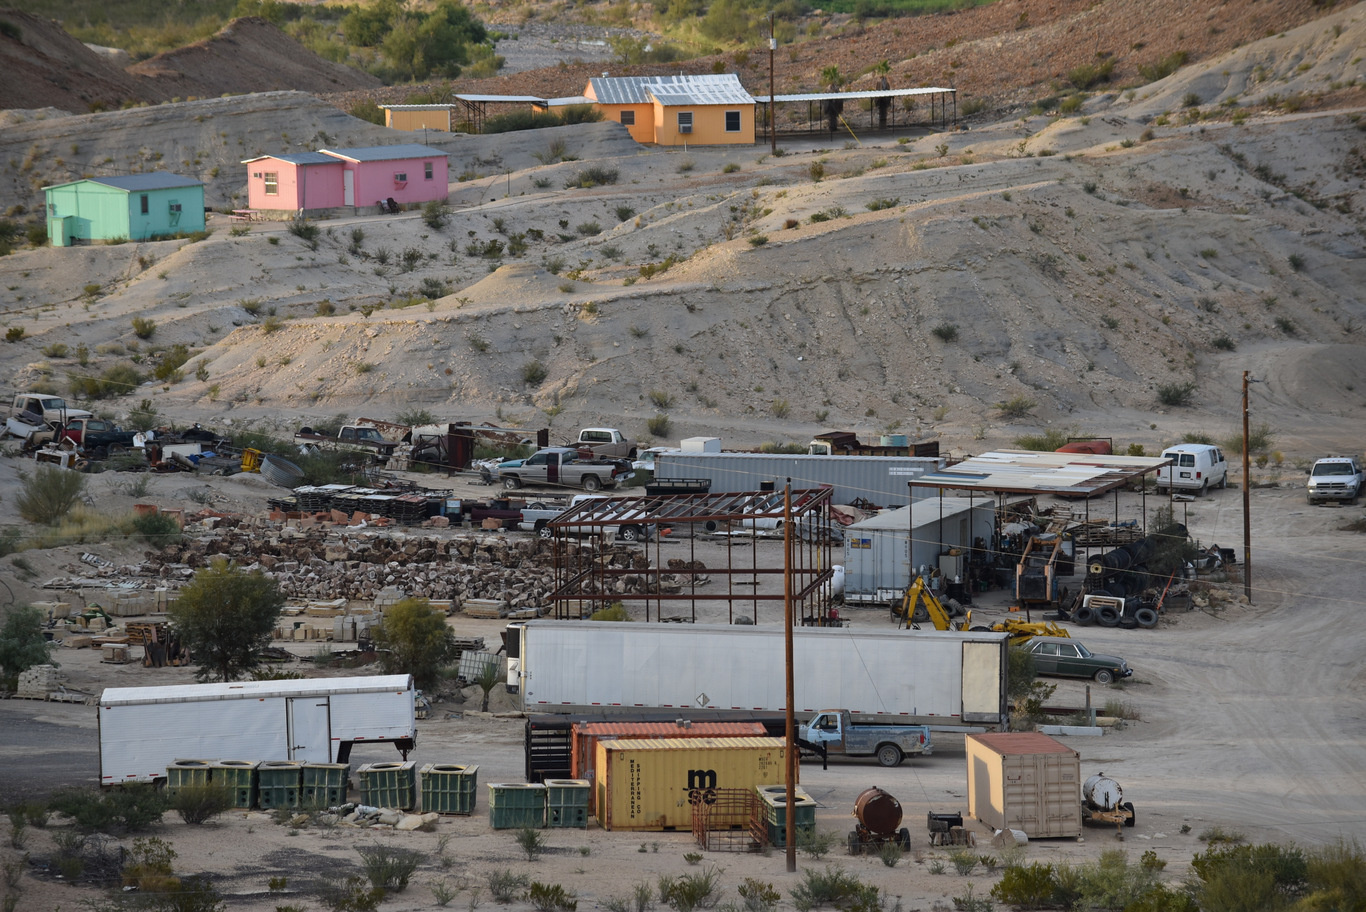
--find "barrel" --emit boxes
[1082,774,1123,811]
[854,786,902,837]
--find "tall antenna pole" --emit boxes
[1242,371,1252,602]
[783,480,796,872]
[769,14,778,156]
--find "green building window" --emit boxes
[140,194,149,214]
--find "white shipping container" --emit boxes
[99,675,415,784]
[652,452,943,507]
[511,621,1009,729]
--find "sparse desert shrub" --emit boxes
[170,784,233,825]
[647,414,671,437]
[521,360,548,386]
[649,390,675,409]
[131,316,156,340]
[529,882,578,912]
[423,200,450,230]
[488,869,530,903]
[996,395,1037,419]
[931,322,959,342]
[17,464,88,525]
[132,511,182,548]
[1015,429,1072,451]
[357,845,425,893]
[565,167,618,189]
[1156,380,1197,407]
[659,868,721,912]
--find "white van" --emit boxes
[1157,444,1228,494]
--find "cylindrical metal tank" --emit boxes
[854,786,903,836]
[1082,774,1123,811]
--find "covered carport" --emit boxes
[753,86,957,140]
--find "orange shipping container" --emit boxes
[965,732,1081,838]
[572,721,769,809]
[595,737,792,831]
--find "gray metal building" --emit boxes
[842,500,996,604]
[652,453,943,507]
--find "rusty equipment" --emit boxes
[847,786,911,855]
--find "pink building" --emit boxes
[241,152,346,217]
[317,144,449,211]
[240,144,448,219]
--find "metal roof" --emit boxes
[452,94,550,104]
[241,152,338,166]
[100,674,413,706]
[54,172,203,192]
[846,498,987,532]
[909,450,1172,497]
[590,73,753,106]
[380,103,455,110]
[550,487,831,528]
[753,86,955,103]
[318,144,447,163]
[543,95,593,106]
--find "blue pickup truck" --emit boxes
[798,709,933,768]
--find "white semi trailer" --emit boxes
[99,675,416,785]
[507,621,1011,730]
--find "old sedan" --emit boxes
[1025,636,1132,684]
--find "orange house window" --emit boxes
[725,111,741,132]
[621,111,635,126]
[678,112,693,133]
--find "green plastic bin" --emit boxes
[420,764,479,815]
[756,785,817,847]
[165,759,213,796]
[544,779,590,828]
[301,763,350,810]
[358,761,416,810]
[487,783,546,829]
[210,761,259,809]
[257,761,303,810]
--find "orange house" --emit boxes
[584,74,756,146]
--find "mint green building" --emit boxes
[44,173,205,247]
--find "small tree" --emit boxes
[0,605,54,690]
[169,558,284,682]
[372,598,454,689]
[16,465,87,524]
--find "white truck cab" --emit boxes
[1307,456,1363,504]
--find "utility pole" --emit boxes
[769,14,778,156]
[1242,371,1252,602]
[783,480,796,872]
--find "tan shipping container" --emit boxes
[595,737,792,831]
[572,721,770,810]
[965,732,1081,838]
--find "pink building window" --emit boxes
[263,173,278,196]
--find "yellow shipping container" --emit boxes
[595,737,792,831]
[965,732,1081,838]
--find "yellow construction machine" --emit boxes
[896,577,1070,645]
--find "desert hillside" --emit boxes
[0,1,1362,459]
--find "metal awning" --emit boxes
[753,86,955,103]
[910,451,1172,498]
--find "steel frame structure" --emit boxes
[548,488,838,624]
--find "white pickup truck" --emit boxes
[499,447,631,492]
[1306,456,1363,504]
[572,427,637,459]
[9,392,92,426]
[798,709,934,768]
[518,494,656,542]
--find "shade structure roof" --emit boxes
[909,450,1172,497]
[318,144,447,162]
[752,86,955,103]
[241,152,337,166]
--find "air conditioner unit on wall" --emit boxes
[679,125,692,134]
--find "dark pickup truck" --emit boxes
[59,417,139,456]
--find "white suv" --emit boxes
[1307,456,1363,505]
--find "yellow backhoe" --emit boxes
[896,577,1070,644]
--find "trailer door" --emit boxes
[287,697,333,761]
[961,641,1005,725]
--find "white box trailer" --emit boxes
[508,621,1010,730]
[652,452,943,507]
[843,501,997,604]
[99,674,415,785]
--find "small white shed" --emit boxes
[842,499,995,603]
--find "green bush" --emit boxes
[131,316,156,340]
[17,465,88,524]
[1014,428,1072,451]
[1,606,54,690]
[530,882,578,912]
[422,200,450,230]
[1157,381,1197,407]
[521,360,548,386]
[372,598,455,690]
[565,167,618,189]
[1068,58,1114,89]
[1139,50,1189,82]
[358,844,425,893]
[930,322,958,342]
[50,784,166,833]
[996,394,1036,419]
[170,784,234,825]
[789,866,879,911]
[659,868,721,912]
[991,862,1056,909]
[488,869,530,903]
[646,414,671,437]
[516,826,546,860]
[132,511,182,548]
[320,875,385,912]
[5,326,24,343]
